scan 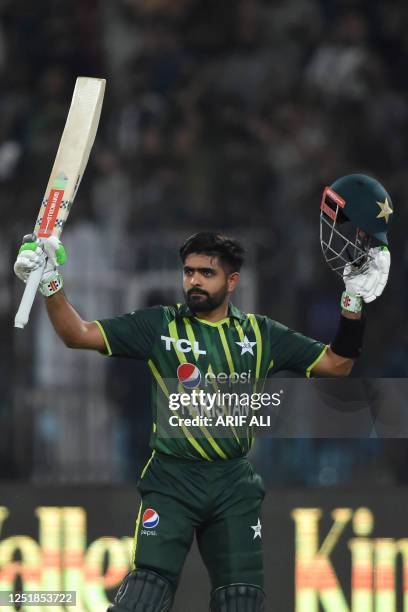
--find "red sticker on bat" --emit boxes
[38,189,64,237]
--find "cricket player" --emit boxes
[14,174,392,611]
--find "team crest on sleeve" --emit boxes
[143,508,160,529]
[177,363,201,389]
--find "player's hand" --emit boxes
[40,235,67,269]
[343,246,390,303]
[14,234,67,296]
[14,234,45,283]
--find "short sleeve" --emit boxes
[96,306,165,360]
[268,319,327,376]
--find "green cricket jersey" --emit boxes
[96,304,327,461]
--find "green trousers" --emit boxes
[132,452,265,590]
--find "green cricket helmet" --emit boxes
[320,173,393,277]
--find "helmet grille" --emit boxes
[320,208,373,278]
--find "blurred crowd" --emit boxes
[1,0,408,484]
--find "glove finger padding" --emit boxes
[364,248,390,302]
[14,246,46,282]
[375,249,391,296]
[361,270,378,295]
[344,247,390,304]
[41,236,67,267]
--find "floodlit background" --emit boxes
[1,0,408,487]
[2,2,408,610]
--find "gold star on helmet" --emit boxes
[376,198,393,223]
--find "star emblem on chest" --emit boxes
[236,335,256,356]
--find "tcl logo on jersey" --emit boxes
[204,371,252,386]
[161,335,206,355]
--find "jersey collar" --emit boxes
[176,302,246,322]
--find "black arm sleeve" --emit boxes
[331,315,366,359]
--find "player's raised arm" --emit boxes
[313,174,393,377]
[14,77,105,329]
[14,235,106,352]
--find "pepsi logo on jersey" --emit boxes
[143,508,160,529]
[140,508,160,536]
[177,363,202,389]
[176,363,252,389]
[204,370,252,386]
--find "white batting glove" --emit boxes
[14,235,44,283]
[14,234,67,296]
[342,246,390,311]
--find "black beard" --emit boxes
[184,288,227,313]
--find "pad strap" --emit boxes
[331,315,366,359]
[108,569,173,612]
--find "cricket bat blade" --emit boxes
[14,76,106,329]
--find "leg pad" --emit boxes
[108,569,174,612]
[210,584,266,612]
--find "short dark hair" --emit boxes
[179,232,245,272]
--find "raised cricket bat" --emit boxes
[14,76,106,329]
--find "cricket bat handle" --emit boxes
[14,262,46,329]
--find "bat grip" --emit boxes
[14,262,46,329]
